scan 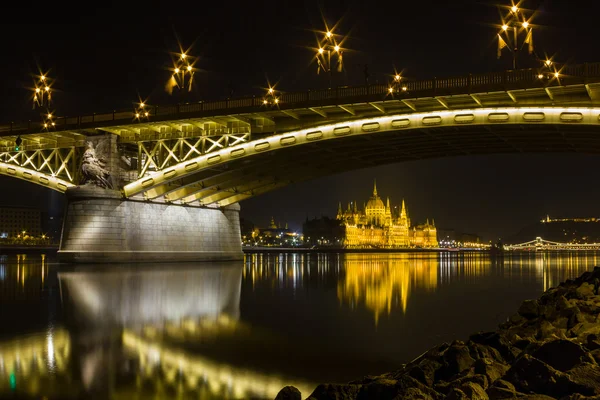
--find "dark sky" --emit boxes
[0,0,599,240]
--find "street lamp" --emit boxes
[168,51,196,94]
[134,100,150,121]
[315,28,345,87]
[497,2,534,69]
[262,84,280,106]
[42,112,55,130]
[33,73,52,109]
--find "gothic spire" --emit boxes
[386,196,390,209]
[373,179,378,196]
[338,202,342,214]
[401,199,407,217]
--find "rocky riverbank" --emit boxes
[276,267,600,400]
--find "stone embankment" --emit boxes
[276,267,600,400]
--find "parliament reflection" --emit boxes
[337,253,438,324]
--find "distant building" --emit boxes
[302,216,345,246]
[0,206,42,239]
[244,217,301,247]
[336,181,438,248]
[437,228,482,248]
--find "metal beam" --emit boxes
[228,115,252,125]
[436,97,450,109]
[280,109,300,120]
[506,91,518,103]
[544,87,554,101]
[338,105,355,116]
[308,107,327,118]
[401,100,417,112]
[585,84,596,101]
[252,113,276,124]
[368,102,386,114]
[470,94,483,107]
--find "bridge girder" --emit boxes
[0,147,78,192]
[123,106,600,205]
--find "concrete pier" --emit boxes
[58,186,243,263]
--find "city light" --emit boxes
[497,1,534,69]
[314,24,346,87]
[32,72,52,109]
[167,48,196,94]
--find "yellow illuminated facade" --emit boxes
[337,254,438,324]
[336,181,438,248]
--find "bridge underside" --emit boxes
[132,120,600,207]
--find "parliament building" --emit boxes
[336,181,438,248]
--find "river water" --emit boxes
[0,251,598,399]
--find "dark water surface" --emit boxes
[0,251,598,399]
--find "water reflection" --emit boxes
[337,253,438,324]
[58,264,315,399]
[1,251,600,399]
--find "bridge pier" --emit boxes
[58,186,243,263]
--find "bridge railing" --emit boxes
[1,62,599,138]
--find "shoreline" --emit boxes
[276,267,600,400]
[244,247,488,254]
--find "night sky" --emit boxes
[0,0,599,241]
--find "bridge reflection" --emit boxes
[0,262,315,399]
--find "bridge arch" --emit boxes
[122,106,600,206]
[0,162,74,193]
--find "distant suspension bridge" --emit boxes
[504,237,600,251]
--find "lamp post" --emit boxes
[497,2,534,69]
[316,29,345,88]
[168,51,196,100]
[32,73,52,110]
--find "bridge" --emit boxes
[0,265,316,399]
[504,237,600,251]
[1,63,600,262]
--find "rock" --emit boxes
[575,283,597,299]
[473,358,510,383]
[486,379,520,399]
[306,383,360,400]
[587,334,600,351]
[393,375,443,399]
[275,386,302,400]
[458,381,489,400]
[469,332,519,362]
[446,388,469,400]
[355,379,398,400]
[570,322,600,341]
[435,374,489,394]
[434,341,476,381]
[519,300,540,319]
[566,363,600,395]
[504,354,594,398]
[531,339,589,372]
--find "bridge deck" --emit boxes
[1,63,600,152]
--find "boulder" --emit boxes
[531,340,589,372]
[469,332,519,362]
[473,358,510,383]
[434,341,476,381]
[566,363,600,395]
[275,386,302,400]
[519,300,540,319]
[504,354,594,398]
[306,383,361,400]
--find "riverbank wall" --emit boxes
[277,267,600,399]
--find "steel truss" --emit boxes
[137,132,251,178]
[0,147,78,183]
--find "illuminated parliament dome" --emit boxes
[336,180,438,248]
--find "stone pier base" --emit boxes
[58,186,243,263]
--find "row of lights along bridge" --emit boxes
[22,2,560,137]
